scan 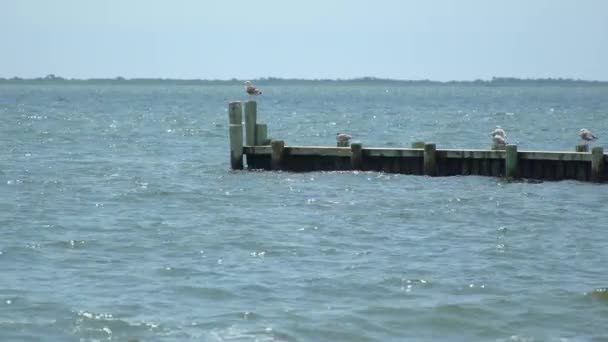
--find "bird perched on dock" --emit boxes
[244,81,262,100]
[491,126,507,149]
[491,126,507,139]
[492,134,507,146]
[336,132,352,147]
[579,128,598,143]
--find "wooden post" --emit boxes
[337,140,350,147]
[271,140,285,170]
[576,144,589,152]
[412,141,425,148]
[228,101,242,125]
[505,144,518,179]
[351,143,363,170]
[245,101,257,146]
[423,143,437,176]
[228,102,243,169]
[591,147,604,182]
[255,123,268,145]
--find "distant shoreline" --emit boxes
[1,76,607,86]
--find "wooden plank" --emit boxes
[544,161,557,181]
[519,151,591,162]
[288,146,351,157]
[412,157,423,175]
[399,157,411,174]
[243,146,272,154]
[439,149,505,160]
[491,159,502,177]
[555,160,565,180]
[565,161,577,180]
[365,148,423,158]
[245,145,593,162]
[471,159,481,175]
[576,161,588,181]
[481,159,491,176]
[533,160,543,179]
[461,158,471,175]
[391,157,401,173]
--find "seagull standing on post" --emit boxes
[579,128,598,143]
[491,126,506,139]
[492,134,507,146]
[336,132,352,147]
[244,81,262,100]
[490,126,507,149]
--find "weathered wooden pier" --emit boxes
[228,101,607,183]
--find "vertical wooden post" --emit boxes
[505,144,518,179]
[423,143,437,176]
[412,141,425,148]
[255,123,268,145]
[351,143,363,170]
[271,140,285,170]
[245,101,257,146]
[576,144,589,152]
[591,146,604,183]
[228,102,243,170]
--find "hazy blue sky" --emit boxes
[2,0,607,80]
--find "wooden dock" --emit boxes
[228,101,607,183]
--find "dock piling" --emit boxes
[245,101,257,146]
[271,140,285,170]
[351,143,363,170]
[228,101,243,170]
[591,146,604,182]
[255,123,268,145]
[505,144,518,179]
[576,144,589,152]
[423,143,437,176]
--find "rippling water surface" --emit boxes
[1,82,608,341]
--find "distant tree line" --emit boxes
[0,74,606,86]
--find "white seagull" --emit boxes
[579,128,598,143]
[492,134,507,146]
[336,132,352,143]
[243,81,262,100]
[491,126,507,139]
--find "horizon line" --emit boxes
[2,75,608,84]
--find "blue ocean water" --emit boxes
[1,82,608,341]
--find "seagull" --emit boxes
[243,81,262,100]
[336,132,352,143]
[491,126,506,139]
[492,134,506,146]
[579,128,598,143]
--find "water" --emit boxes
[1,82,608,341]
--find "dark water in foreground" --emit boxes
[1,83,608,341]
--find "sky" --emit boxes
[1,0,607,81]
